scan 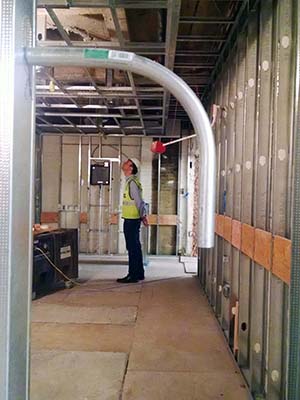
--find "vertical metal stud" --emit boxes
[220,67,230,339]
[215,83,223,318]
[267,0,294,398]
[288,0,300,397]
[0,0,34,398]
[238,9,258,378]
[78,136,82,233]
[156,153,161,255]
[226,48,238,349]
[231,30,247,369]
[35,133,42,223]
[250,0,274,395]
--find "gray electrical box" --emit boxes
[90,161,110,185]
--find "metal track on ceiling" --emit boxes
[36,0,247,136]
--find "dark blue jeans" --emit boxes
[123,219,144,279]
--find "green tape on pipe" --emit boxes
[84,49,109,59]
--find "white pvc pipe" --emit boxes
[26,47,216,248]
[163,134,197,147]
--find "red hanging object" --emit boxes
[151,140,166,154]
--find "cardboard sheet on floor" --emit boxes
[31,350,127,400]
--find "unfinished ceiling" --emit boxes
[36,0,246,136]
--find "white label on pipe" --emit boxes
[235,164,241,173]
[245,161,252,170]
[262,60,269,71]
[278,149,286,161]
[281,36,290,49]
[108,50,134,61]
[259,156,266,166]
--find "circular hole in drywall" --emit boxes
[241,322,247,331]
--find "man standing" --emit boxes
[117,158,148,284]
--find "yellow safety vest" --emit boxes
[122,176,143,219]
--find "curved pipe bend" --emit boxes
[26,47,216,248]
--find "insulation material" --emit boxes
[42,136,61,218]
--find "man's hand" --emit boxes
[141,216,149,227]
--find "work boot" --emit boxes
[116,275,130,283]
[117,275,139,284]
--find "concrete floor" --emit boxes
[31,257,251,400]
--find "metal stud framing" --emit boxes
[203,0,300,398]
[250,0,273,395]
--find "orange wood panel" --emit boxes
[158,215,177,225]
[148,215,158,225]
[254,229,272,270]
[148,214,177,226]
[241,223,255,259]
[223,216,232,243]
[40,212,59,223]
[215,215,224,237]
[231,220,242,249]
[80,212,88,224]
[272,235,291,285]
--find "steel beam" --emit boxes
[38,0,168,8]
[38,41,166,52]
[177,35,226,42]
[36,92,163,99]
[179,16,235,24]
[174,64,215,69]
[45,7,72,45]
